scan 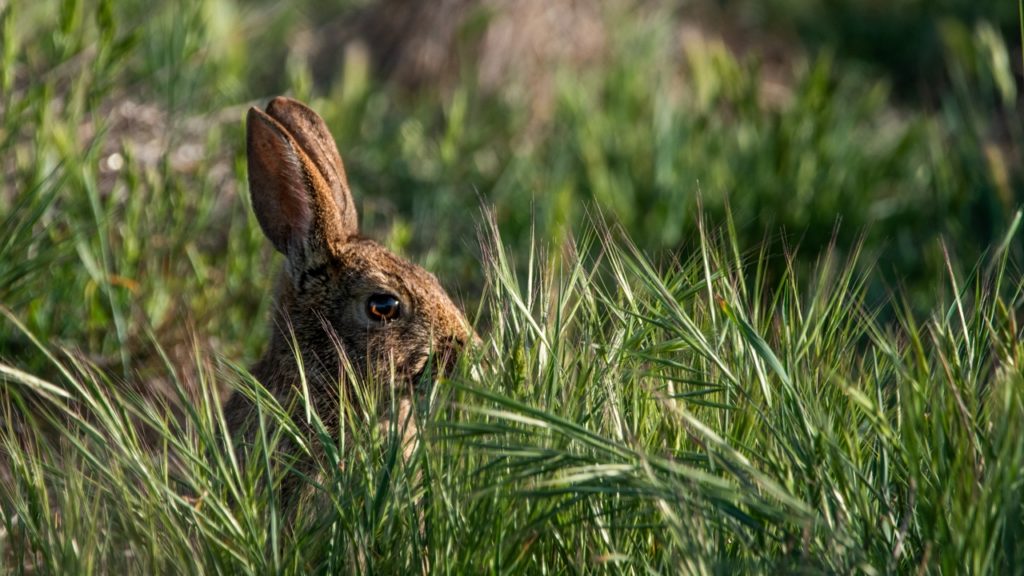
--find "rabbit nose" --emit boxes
[450,328,483,355]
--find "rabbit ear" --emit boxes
[246,98,358,258]
[264,97,359,237]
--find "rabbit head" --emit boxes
[243,97,472,412]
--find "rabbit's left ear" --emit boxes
[246,97,358,259]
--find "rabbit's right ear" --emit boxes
[246,98,358,260]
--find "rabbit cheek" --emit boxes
[374,329,417,378]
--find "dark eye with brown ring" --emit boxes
[367,293,401,322]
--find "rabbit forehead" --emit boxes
[331,240,449,298]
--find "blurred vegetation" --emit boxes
[1,0,1024,571]
[2,0,1021,374]
[755,0,1020,96]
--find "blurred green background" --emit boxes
[1,0,1021,377]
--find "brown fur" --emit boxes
[224,97,472,507]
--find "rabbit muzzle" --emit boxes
[409,335,468,392]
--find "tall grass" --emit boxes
[2,213,1024,572]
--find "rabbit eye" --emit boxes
[367,293,401,322]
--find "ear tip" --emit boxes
[266,96,308,117]
[246,106,286,141]
[267,96,297,108]
[246,106,269,127]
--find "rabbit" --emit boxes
[223,96,474,509]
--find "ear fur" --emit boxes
[246,97,358,258]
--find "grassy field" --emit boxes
[1,0,1023,572]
